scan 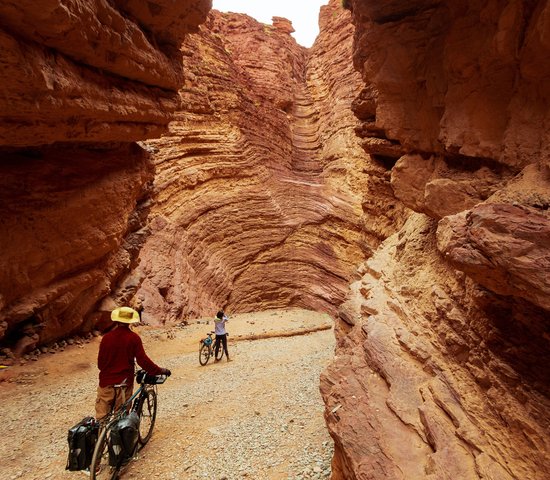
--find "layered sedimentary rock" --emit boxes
[322,1,550,478]
[2,1,548,477]
[0,144,154,344]
[128,2,407,323]
[0,0,210,146]
[0,0,211,354]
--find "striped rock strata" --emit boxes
[127,3,407,324]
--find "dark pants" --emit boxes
[215,334,229,358]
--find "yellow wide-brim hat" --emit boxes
[111,306,140,324]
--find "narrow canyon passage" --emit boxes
[130,4,390,325]
[0,1,549,479]
[290,84,321,175]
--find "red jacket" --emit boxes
[98,325,162,387]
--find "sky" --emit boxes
[212,0,330,48]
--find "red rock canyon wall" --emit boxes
[128,3,407,324]
[321,1,550,479]
[0,0,211,354]
[1,1,549,478]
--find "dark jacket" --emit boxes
[98,326,162,387]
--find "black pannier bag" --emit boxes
[66,416,99,471]
[108,411,140,466]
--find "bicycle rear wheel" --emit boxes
[135,388,158,445]
[90,426,119,480]
[199,343,211,366]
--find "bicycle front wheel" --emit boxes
[199,343,211,366]
[90,426,119,480]
[135,388,158,445]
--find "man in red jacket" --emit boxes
[95,306,171,420]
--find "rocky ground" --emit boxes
[0,309,335,480]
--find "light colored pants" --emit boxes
[95,384,133,421]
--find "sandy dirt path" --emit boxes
[0,309,335,480]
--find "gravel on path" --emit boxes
[0,310,335,480]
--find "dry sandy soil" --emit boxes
[0,309,335,480]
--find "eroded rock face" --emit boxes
[322,1,550,478]
[0,0,211,354]
[437,203,550,311]
[2,1,548,476]
[323,215,550,480]
[349,0,550,167]
[0,0,211,146]
[0,144,154,343]
[126,2,407,323]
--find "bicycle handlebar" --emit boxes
[136,369,169,385]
